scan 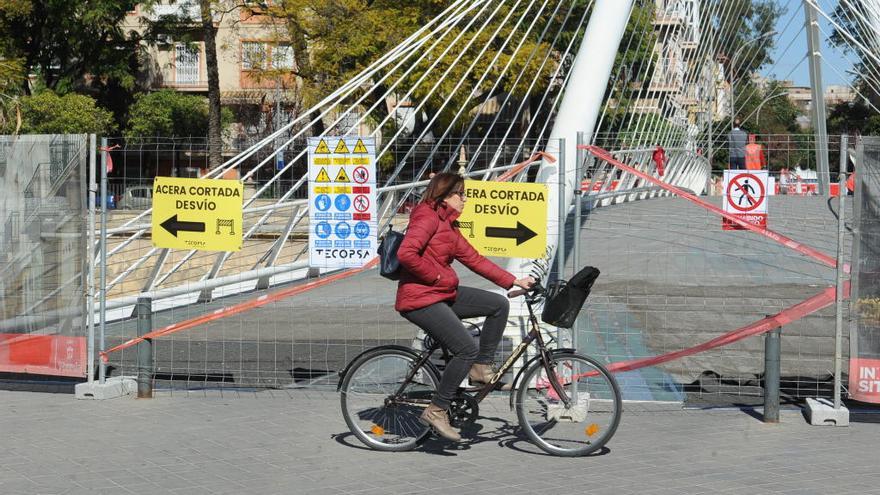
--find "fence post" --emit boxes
[834,167,847,409]
[86,134,97,384]
[99,137,108,384]
[763,328,781,423]
[136,297,154,399]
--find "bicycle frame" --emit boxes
[390,287,573,409]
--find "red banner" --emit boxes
[849,358,880,403]
[0,334,86,377]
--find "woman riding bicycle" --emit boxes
[396,172,534,442]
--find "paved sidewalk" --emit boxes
[2,389,879,495]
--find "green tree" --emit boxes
[12,90,116,135]
[0,57,25,133]
[125,89,232,138]
[0,0,139,95]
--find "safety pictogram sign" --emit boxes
[722,170,769,230]
[308,136,377,269]
[314,139,331,154]
[353,139,369,154]
[353,166,369,184]
[334,167,351,183]
[152,176,243,252]
[315,167,332,183]
[456,180,547,258]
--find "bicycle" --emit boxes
[337,268,622,457]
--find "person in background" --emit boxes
[395,172,534,442]
[727,118,748,169]
[745,134,767,170]
[652,145,666,177]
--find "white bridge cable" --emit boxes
[833,0,880,97]
[459,0,581,173]
[440,0,560,173]
[475,1,593,175]
[513,2,603,165]
[371,0,542,188]
[370,0,511,186]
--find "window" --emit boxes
[175,43,200,83]
[242,41,267,70]
[272,44,294,70]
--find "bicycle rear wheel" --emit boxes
[340,348,439,451]
[515,353,621,457]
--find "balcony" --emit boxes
[155,78,209,91]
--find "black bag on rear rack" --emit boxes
[540,266,600,329]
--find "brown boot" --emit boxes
[469,363,512,391]
[419,404,461,442]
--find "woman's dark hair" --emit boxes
[421,172,464,208]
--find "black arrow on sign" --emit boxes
[160,214,205,237]
[485,221,537,246]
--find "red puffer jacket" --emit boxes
[395,202,516,312]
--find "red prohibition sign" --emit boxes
[353,166,370,184]
[353,194,370,212]
[727,173,765,212]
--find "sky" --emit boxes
[762,1,854,87]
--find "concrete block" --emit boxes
[804,397,849,426]
[74,376,137,400]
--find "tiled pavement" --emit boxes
[2,389,879,495]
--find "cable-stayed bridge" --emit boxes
[2,0,877,399]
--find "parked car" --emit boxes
[118,186,153,209]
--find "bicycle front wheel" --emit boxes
[340,348,439,451]
[515,353,622,457]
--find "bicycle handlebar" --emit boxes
[507,282,545,299]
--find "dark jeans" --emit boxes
[401,286,510,409]
[730,156,745,169]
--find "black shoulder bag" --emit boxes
[378,225,405,280]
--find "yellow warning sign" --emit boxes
[353,139,369,154]
[334,167,350,183]
[315,167,332,183]
[151,177,243,252]
[334,139,350,154]
[314,139,331,154]
[456,180,547,258]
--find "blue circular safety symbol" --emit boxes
[314,194,331,212]
[335,194,351,211]
[315,221,332,239]
[335,222,351,239]
[354,221,370,239]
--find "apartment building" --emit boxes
[122,2,370,147]
[632,0,727,146]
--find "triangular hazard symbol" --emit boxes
[334,167,351,183]
[314,139,331,154]
[353,139,369,154]
[334,139,350,154]
[315,167,332,183]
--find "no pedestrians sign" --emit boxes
[722,170,768,231]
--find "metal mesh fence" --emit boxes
[5,132,848,407]
[99,137,555,392]
[0,134,89,378]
